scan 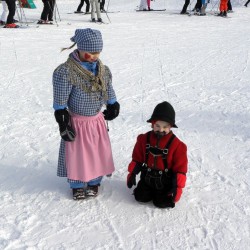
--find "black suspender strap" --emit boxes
[144,132,176,170]
[162,133,176,171]
[145,131,151,166]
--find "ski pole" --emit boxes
[211,0,219,12]
[105,11,111,23]
[16,1,22,23]
[106,0,111,12]
[48,1,59,26]
[55,2,61,22]
[17,0,28,26]
[99,0,111,23]
[105,0,111,23]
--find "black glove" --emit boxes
[103,102,120,121]
[127,162,142,188]
[168,172,177,200]
[165,195,175,208]
[54,109,75,142]
[127,173,136,188]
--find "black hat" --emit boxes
[147,101,178,128]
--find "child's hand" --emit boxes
[127,161,143,188]
[127,173,136,188]
[54,109,75,141]
[60,125,75,142]
[103,102,120,120]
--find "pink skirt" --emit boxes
[65,112,115,182]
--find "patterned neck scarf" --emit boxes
[65,50,108,101]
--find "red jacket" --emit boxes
[128,131,188,202]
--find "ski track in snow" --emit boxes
[0,0,250,249]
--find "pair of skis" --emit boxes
[67,11,120,14]
[89,20,109,25]
[135,9,166,12]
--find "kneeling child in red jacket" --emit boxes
[127,101,188,208]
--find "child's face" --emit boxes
[152,120,171,135]
[79,50,101,62]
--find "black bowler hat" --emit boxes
[147,101,178,128]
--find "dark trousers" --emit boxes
[227,0,232,10]
[194,0,202,10]
[181,0,190,13]
[41,0,55,21]
[245,0,250,6]
[100,0,105,11]
[5,0,16,24]
[134,171,173,208]
[77,0,90,12]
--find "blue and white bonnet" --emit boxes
[71,28,103,52]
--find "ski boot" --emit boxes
[194,9,201,15]
[217,11,223,16]
[3,23,19,28]
[180,10,190,15]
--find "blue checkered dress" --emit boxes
[53,57,116,183]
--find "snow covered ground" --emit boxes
[0,0,250,249]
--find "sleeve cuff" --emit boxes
[107,98,117,105]
[53,103,67,110]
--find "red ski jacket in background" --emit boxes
[220,0,228,11]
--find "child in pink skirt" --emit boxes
[53,28,120,200]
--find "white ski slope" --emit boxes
[0,0,249,249]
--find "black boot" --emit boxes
[72,188,85,200]
[180,10,189,14]
[223,11,227,17]
[85,185,99,197]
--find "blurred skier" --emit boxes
[185,0,207,15]
[244,0,250,7]
[227,0,233,12]
[0,0,7,25]
[3,0,19,28]
[75,0,90,14]
[100,0,105,12]
[193,0,202,14]
[90,0,102,22]
[139,0,151,11]
[217,0,228,17]
[180,0,190,14]
[37,0,55,24]
[199,0,207,16]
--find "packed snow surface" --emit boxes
[0,0,249,249]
